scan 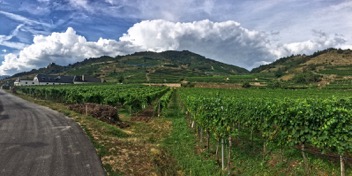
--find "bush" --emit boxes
[68,103,119,124]
[293,72,322,84]
[181,81,195,87]
[242,82,251,88]
[274,69,284,78]
[268,81,283,88]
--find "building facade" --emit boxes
[14,74,101,86]
[14,78,36,86]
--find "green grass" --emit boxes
[226,135,343,176]
[162,91,221,175]
[163,118,221,175]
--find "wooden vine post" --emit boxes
[340,155,345,176]
[227,136,232,174]
[221,138,225,170]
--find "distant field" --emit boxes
[319,66,352,76]
[180,87,352,98]
[109,73,276,84]
[186,74,273,83]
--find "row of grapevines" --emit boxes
[179,88,352,175]
[154,88,174,117]
[18,84,169,112]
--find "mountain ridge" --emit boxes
[4,50,249,83]
[3,48,352,86]
[252,48,352,76]
[251,48,352,87]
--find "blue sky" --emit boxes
[0,0,351,75]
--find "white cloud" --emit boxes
[61,0,217,21]
[0,10,50,27]
[272,31,347,58]
[0,41,27,50]
[0,10,55,41]
[69,0,92,11]
[120,20,277,69]
[1,20,351,75]
[0,24,28,50]
[0,24,23,41]
[0,27,140,75]
[119,20,350,69]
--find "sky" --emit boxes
[0,0,351,76]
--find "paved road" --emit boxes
[0,89,105,176]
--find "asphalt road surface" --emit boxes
[0,89,105,176]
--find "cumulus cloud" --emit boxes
[120,20,350,68]
[1,20,277,75]
[272,30,347,58]
[1,19,351,75]
[120,20,276,69]
[0,27,140,75]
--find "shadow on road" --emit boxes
[0,100,3,113]
[0,142,48,149]
[0,114,9,120]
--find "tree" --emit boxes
[293,72,322,84]
[242,82,251,88]
[118,75,125,83]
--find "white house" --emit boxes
[33,74,74,85]
[14,78,36,86]
[14,74,102,86]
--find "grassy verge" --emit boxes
[227,135,344,175]
[161,90,221,175]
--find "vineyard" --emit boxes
[179,88,352,175]
[16,84,352,175]
[18,84,170,113]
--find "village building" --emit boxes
[14,78,36,86]
[14,74,101,86]
[73,75,102,84]
[33,74,75,85]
